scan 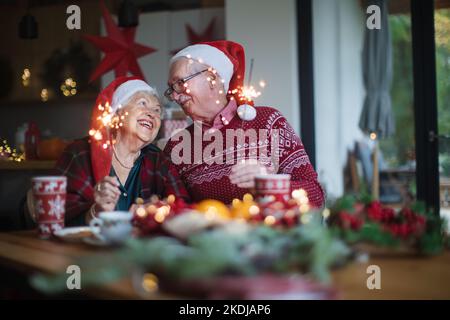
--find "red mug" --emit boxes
[31,176,67,238]
[254,174,291,204]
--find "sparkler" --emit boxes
[88,101,128,150]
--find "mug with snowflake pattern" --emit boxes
[31,176,67,238]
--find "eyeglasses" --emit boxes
[164,69,209,101]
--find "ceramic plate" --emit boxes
[54,227,97,242]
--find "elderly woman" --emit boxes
[28,76,189,226]
[163,41,325,207]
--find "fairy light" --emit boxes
[0,139,25,162]
[249,205,260,216]
[205,206,219,220]
[141,273,159,293]
[264,215,276,226]
[155,210,165,223]
[299,204,310,214]
[22,68,31,87]
[40,88,49,102]
[60,78,77,97]
[243,193,254,202]
[370,132,377,140]
[322,208,331,219]
[232,198,241,208]
[136,207,147,218]
[146,205,157,215]
[93,131,102,141]
[167,194,176,204]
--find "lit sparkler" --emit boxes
[88,101,128,149]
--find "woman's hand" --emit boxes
[94,176,121,213]
[229,159,268,189]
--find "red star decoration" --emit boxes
[84,0,156,82]
[171,18,216,55]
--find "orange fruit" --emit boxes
[195,199,231,220]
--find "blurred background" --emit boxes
[0,0,448,230]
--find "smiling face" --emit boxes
[117,91,162,148]
[168,58,226,123]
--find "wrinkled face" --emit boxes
[118,92,162,146]
[168,59,223,123]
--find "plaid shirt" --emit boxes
[54,137,190,226]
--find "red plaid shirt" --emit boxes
[54,137,190,226]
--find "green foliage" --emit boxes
[382,10,450,171]
[31,219,350,294]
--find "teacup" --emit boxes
[90,211,133,244]
[254,174,291,204]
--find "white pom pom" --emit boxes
[237,104,257,121]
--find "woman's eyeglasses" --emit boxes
[164,69,209,101]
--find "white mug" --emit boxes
[90,211,133,244]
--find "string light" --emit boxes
[136,207,147,218]
[264,215,276,226]
[40,88,49,102]
[141,273,159,293]
[322,208,331,219]
[0,139,25,162]
[22,68,31,87]
[60,78,77,97]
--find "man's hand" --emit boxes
[229,159,268,189]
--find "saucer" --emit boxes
[54,227,97,243]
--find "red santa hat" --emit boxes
[90,76,158,182]
[170,40,257,121]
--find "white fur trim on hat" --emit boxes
[170,44,234,92]
[111,79,158,113]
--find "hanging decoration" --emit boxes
[18,13,38,39]
[171,18,217,55]
[84,0,156,82]
[40,42,93,99]
[118,0,139,27]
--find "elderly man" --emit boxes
[163,40,324,207]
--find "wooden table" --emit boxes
[0,230,449,299]
[0,160,56,171]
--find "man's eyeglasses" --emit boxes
[164,69,209,101]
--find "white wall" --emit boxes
[225,0,300,133]
[313,0,365,198]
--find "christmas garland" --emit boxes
[327,193,448,255]
[40,42,93,98]
[31,217,350,294]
